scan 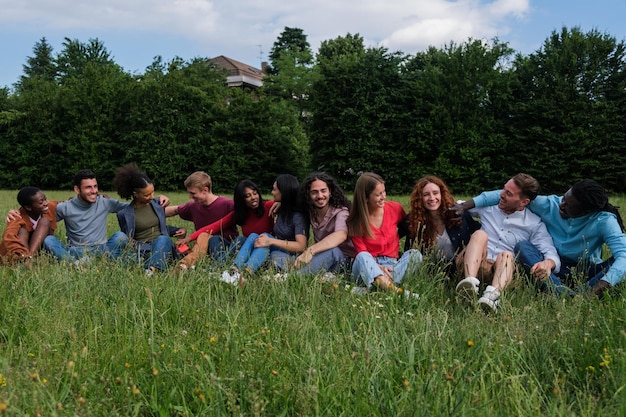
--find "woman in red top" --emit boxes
[347,172,422,293]
[175,180,274,270]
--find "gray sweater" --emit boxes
[56,196,128,246]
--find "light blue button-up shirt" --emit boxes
[474,190,626,286]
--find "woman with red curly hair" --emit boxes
[402,176,479,267]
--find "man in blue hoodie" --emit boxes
[451,179,626,298]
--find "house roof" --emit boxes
[208,55,264,88]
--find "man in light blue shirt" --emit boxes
[455,174,559,313]
[452,179,626,298]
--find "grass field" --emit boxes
[0,190,624,416]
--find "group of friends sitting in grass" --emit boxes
[2,165,624,313]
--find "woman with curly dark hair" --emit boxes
[113,164,186,275]
[403,175,479,265]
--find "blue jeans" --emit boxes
[351,249,422,288]
[294,247,351,275]
[515,240,613,295]
[231,233,270,273]
[270,248,299,271]
[43,232,129,262]
[209,235,240,263]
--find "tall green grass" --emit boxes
[0,190,624,415]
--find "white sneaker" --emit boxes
[319,272,337,283]
[73,256,91,267]
[350,286,368,296]
[145,268,155,277]
[220,270,240,285]
[401,289,420,300]
[478,285,501,313]
[273,272,288,282]
[455,276,480,304]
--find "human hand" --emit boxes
[294,248,313,268]
[446,200,473,221]
[268,201,281,217]
[378,264,394,281]
[590,280,610,299]
[254,234,272,248]
[175,236,191,248]
[530,259,556,281]
[374,265,395,290]
[6,209,20,223]
[173,228,187,239]
[157,195,170,207]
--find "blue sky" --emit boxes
[1,0,625,89]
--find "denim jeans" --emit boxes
[209,235,240,263]
[142,235,176,271]
[294,247,351,275]
[351,249,423,288]
[270,248,297,271]
[232,233,270,273]
[515,240,613,295]
[43,232,129,262]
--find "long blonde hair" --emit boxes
[347,172,384,239]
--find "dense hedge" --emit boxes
[1,27,625,195]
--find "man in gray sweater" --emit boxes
[37,169,168,263]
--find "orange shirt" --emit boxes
[0,201,58,264]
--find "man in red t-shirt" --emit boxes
[166,171,238,268]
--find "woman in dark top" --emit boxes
[113,164,186,275]
[220,174,308,284]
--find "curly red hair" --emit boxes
[407,175,458,248]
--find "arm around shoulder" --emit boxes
[165,205,179,217]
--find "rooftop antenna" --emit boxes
[257,44,263,66]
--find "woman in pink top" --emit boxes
[347,172,422,293]
[175,180,274,270]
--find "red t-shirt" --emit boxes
[351,201,406,259]
[189,200,274,241]
[177,196,238,239]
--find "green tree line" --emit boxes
[1,26,625,195]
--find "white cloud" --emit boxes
[0,1,219,37]
[487,0,529,18]
[0,0,531,56]
[380,0,530,52]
